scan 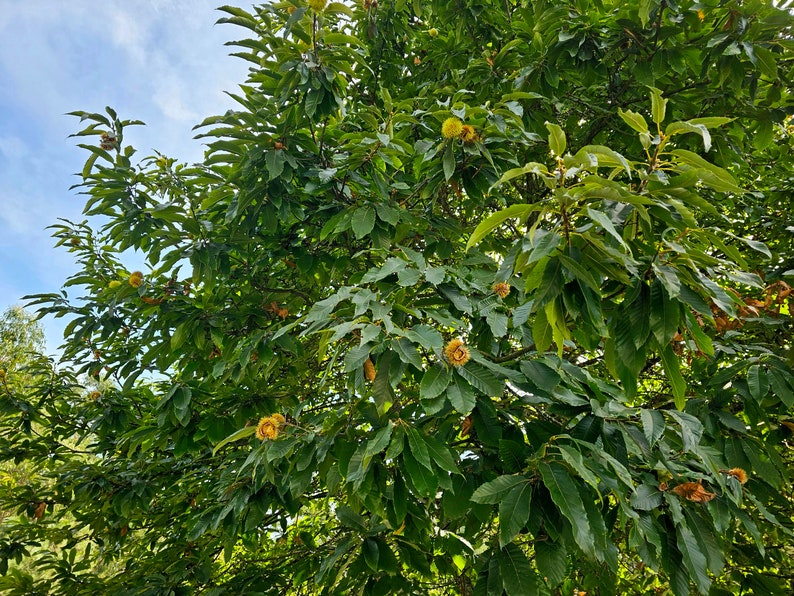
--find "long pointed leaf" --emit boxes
[660,344,687,410]
[539,462,594,556]
[471,475,527,504]
[212,426,257,456]
[498,544,538,596]
[677,524,711,594]
[466,204,542,250]
[499,482,532,546]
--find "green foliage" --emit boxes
[3,1,794,594]
[0,307,44,367]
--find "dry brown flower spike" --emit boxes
[363,357,377,381]
[671,481,716,503]
[723,467,749,484]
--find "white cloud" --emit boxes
[0,1,247,140]
[106,8,149,65]
[0,1,252,350]
[0,135,30,159]
[153,80,201,122]
[0,190,38,235]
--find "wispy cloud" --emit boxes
[0,189,44,236]
[0,1,251,350]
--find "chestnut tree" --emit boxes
[3,1,794,594]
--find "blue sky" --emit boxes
[0,1,250,352]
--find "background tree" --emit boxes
[0,306,46,515]
[3,0,794,594]
[0,307,44,369]
[0,307,97,593]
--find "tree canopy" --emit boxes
[2,0,794,594]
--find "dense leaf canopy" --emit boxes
[2,0,794,594]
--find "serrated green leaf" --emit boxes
[618,108,648,133]
[532,306,553,353]
[491,162,553,189]
[344,342,373,372]
[326,1,354,16]
[638,0,652,27]
[591,446,634,490]
[365,424,393,458]
[665,121,712,152]
[456,361,503,396]
[539,462,594,556]
[535,540,567,586]
[545,122,566,156]
[677,524,711,594]
[671,149,743,193]
[498,544,538,596]
[649,280,680,345]
[266,148,285,179]
[385,425,405,461]
[425,266,446,285]
[372,353,396,413]
[653,264,682,299]
[660,344,687,410]
[581,490,614,569]
[402,448,437,497]
[423,434,459,474]
[403,324,444,350]
[768,368,794,408]
[558,254,600,293]
[420,363,452,400]
[519,359,561,393]
[471,475,526,504]
[81,152,99,178]
[405,426,433,471]
[336,505,366,530]
[467,204,542,250]
[586,207,631,251]
[362,537,379,572]
[499,482,532,546]
[752,45,778,78]
[443,142,455,180]
[351,206,376,239]
[641,409,665,448]
[322,31,363,46]
[684,310,714,357]
[486,310,509,338]
[484,555,502,596]
[304,88,322,118]
[649,87,668,125]
[526,229,561,264]
[685,510,724,575]
[212,425,257,456]
[668,410,703,453]
[747,364,769,400]
[687,117,734,128]
[531,256,563,309]
[447,374,476,415]
[171,321,192,351]
[557,445,600,493]
[631,484,664,510]
[392,337,423,369]
[575,145,632,177]
[498,440,529,473]
[397,267,421,287]
[734,235,772,259]
[362,257,405,283]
